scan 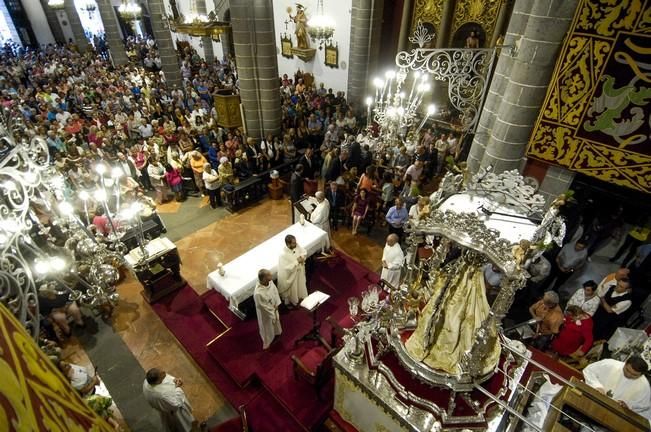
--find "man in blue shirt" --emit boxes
[385,197,409,241]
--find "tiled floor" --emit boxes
[68,197,385,429]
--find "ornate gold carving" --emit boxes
[452,0,503,44]
[291,47,317,62]
[411,0,444,42]
[527,0,651,193]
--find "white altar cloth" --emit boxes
[207,222,327,311]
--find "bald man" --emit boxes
[253,269,282,349]
[310,191,331,249]
[381,234,404,288]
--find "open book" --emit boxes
[300,290,330,311]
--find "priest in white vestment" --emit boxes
[142,368,195,432]
[310,191,331,249]
[254,268,282,349]
[381,234,404,288]
[277,234,308,306]
[583,356,651,423]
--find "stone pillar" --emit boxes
[397,0,412,51]
[490,0,511,47]
[196,0,214,61]
[436,0,455,48]
[96,0,128,66]
[64,0,89,51]
[347,0,385,105]
[231,0,280,137]
[538,165,575,208]
[220,28,232,59]
[467,0,578,174]
[147,0,182,87]
[40,0,66,44]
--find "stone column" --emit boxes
[347,0,385,105]
[467,0,579,174]
[196,0,214,61]
[220,28,233,59]
[40,0,66,44]
[490,0,511,47]
[231,0,280,137]
[64,0,89,52]
[538,165,575,207]
[213,0,231,59]
[397,0,413,52]
[96,0,128,66]
[436,0,455,48]
[147,0,182,87]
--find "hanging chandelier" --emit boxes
[118,0,142,22]
[47,0,65,9]
[80,0,97,18]
[367,69,435,150]
[307,0,335,49]
[169,0,229,39]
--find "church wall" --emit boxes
[55,10,77,43]
[20,0,56,46]
[271,0,352,93]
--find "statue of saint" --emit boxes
[288,4,309,49]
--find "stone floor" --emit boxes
[65,196,385,430]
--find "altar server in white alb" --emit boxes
[278,234,308,306]
[254,269,282,349]
[142,368,196,432]
[381,234,404,288]
[310,191,331,249]
[583,356,651,423]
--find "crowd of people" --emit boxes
[4,23,649,430]
[504,198,650,371]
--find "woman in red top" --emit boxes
[551,305,593,358]
[351,188,371,236]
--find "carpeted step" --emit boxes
[206,303,337,387]
[201,290,243,328]
[150,286,260,407]
[245,389,306,432]
[152,253,381,431]
[256,343,333,430]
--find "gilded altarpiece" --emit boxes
[411,0,503,46]
[451,0,503,44]
[410,0,444,44]
[527,0,651,193]
[0,303,112,431]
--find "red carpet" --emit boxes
[151,250,379,431]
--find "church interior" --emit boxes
[1,0,651,431]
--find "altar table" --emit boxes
[207,221,328,316]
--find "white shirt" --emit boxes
[583,359,651,422]
[566,289,600,316]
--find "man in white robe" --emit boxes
[310,191,331,249]
[253,269,282,349]
[142,368,195,432]
[381,234,404,288]
[277,234,308,306]
[583,356,651,423]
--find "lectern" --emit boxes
[214,90,242,129]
